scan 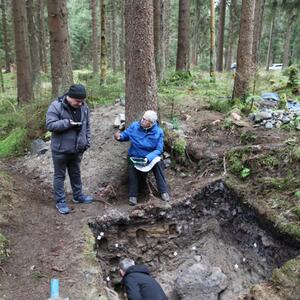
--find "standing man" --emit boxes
[114,110,170,206]
[46,84,93,214]
[119,258,168,300]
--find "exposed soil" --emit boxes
[0,101,299,299]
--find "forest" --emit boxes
[0,0,300,300]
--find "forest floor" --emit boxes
[0,98,300,300]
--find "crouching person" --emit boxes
[46,84,93,214]
[114,110,170,206]
[119,258,168,300]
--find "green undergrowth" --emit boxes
[0,232,10,265]
[272,256,300,287]
[226,144,300,243]
[75,70,125,106]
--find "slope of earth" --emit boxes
[0,99,299,299]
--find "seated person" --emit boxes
[119,258,168,300]
[114,110,170,206]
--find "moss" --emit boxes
[279,223,300,241]
[292,207,300,220]
[0,127,26,157]
[272,256,300,287]
[173,137,187,157]
[259,176,300,191]
[240,132,257,145]
[227,148,251,176]
[0,232,10,264]
[292,147,300,161]
[260,155,279,168]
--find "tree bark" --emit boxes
[100,0,107,83]
[1,0,11,73]
[252,0,265,65]
[125,0,157,125]
[216,0,226,72]
[12,0,33,103]
[153,0,164,80]
[0,66,4,92]
[233,0,255,99]
[224,0,237,71]
[118,0,125,73]
[209,0,215,81]
[266,8,276,71]
[176,0,190,72]
[164,0,170,68]
[111,0,117,73]
[47,0,73,97]
[283,12,295,68]
[91,0,99,75]
[26,0,41,84]
[37,0,47,73]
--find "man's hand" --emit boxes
[114,131,121,140]
[70,120,82,126]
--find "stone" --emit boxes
[255,111,272,121]
[175,262,228,300]
[281,116,290,124]
[265,122,274,129]
[31,138,48,155]
[113,113,125,128]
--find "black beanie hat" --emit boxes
[68,84,87,99]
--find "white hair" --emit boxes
[143,110,158,123]
[119,258,135,272]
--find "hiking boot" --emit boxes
[129,197,137,206]
[56,201,70,214]
[73,194,93,204]
[161,193,170,201]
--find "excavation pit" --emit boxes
[89,180,299,300]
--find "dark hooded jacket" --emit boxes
[122,265,168,300]
[46,95,91,154]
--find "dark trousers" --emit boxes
[128,160,168,197]
[52,152,83,203]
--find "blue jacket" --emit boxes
[119,121,164,162]
[46,95,91,154]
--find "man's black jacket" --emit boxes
[122,265,168,300]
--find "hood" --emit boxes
[125,264,150,276]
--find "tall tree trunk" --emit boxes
[47,0,73,97]
[216,0,226,72]
[252,0,265,65]
[209,0,215,81]
[233,0,255,100]
[37,0,47,73]
[153,0,160,80]
[26,0,41,85]
[153,0,164,80]
[1,0,11,73]
[91,0,99,75]
[111,0,117,73]
[176,0,190,72]
[164,0,170,68]
[118,0,125,73]
[125,0,157,125]
[100,0,107,83]
[282,13,295,68]
[12,0,33,103]
[0,65,4,92]
[224,0,237,70]
[266,9,276,71]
